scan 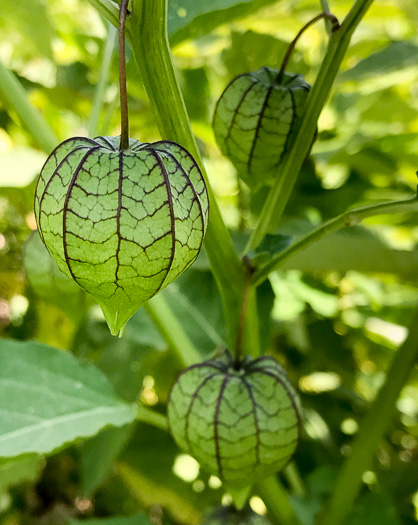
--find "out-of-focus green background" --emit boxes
[0,0,417,524]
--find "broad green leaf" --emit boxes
[0,0,55,59]
[0,454,43,491]
[342,41,418,82]
[69,514,152,525]
[0,340,135,457]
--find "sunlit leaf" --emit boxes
[0,340,135,457]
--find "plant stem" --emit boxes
[234,256,253,367]
[319,306,418,525]
[128,0,256,353]
[245,0,375,253]
[257,475,301,525]
[252,196,418,286]
[118,0,130,150]
[319,0,333,34]
[277,12,340,84]
[88,21,117,138]
[136,403,168,431]
[144,295,201,367]
[0,60,58,152]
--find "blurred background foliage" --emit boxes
[0,0,417,524]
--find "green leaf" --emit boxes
[163,270,226,354]
[118,459,202,525]
[68,513,152,525]
[248,234,293,267]
[0,340,135,457]
[0,0,55,59]
[81,425,133,496]
[346,492,401,525]
[342,41,418,81]
[279,226,418,279]
[0,454,43,491]
[24,231,91,319]
[168,0,277,44]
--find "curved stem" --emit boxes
[234,256,253,367]
[277,12,340,84]
[252,196,418,286]
[118,0,130,150]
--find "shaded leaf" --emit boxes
[249,234,293,267]
[0,454,43,491]
[342,41,418,81]
[279,226,418,280]
[0,0,55,59]
[346,492,401,525]
[168,0,277,44]
[24,231,91,320]
[69,514,152,525]
[163,270,227,354]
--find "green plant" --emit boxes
[0,0,417,524]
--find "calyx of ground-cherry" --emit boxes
[34,0,208,335]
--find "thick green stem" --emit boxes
[234,256,252,366]
[246,0,375,253]
[252,196,418,286]
[0,60,58,152]
[257,476,302,525]
[88,22,117,138]
[320,307,418,525]
[127,0,258,353]
[144,295,201,367]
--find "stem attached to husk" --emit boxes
[118,0,130,150]
[277,12,340,84]
[234,256,253,367]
